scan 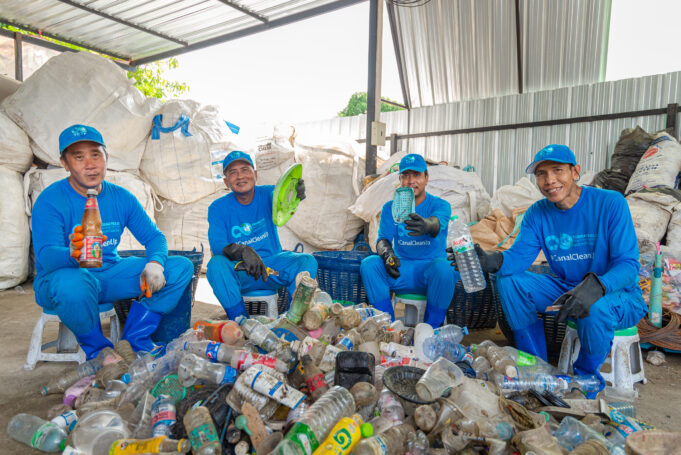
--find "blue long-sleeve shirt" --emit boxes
[498,186,640,293]
[378,192,451,261]
[207,185,282,259]
[32,179,168,276]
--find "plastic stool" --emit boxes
[557,321,646,398]
[24,303,121,370]
[243,289,279,318]
[393,293,427,327]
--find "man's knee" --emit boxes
[207,255,235,282]
[50,268,99,308]
[295,253,318,277]
[360,255,383,276]
[167,256,194,285]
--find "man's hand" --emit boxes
[404,213,440,237]
[223,243,266,281]
[377,239,401,278]
[69,225,107,260]
[140,261,166,295]
[296,178,306,201]
[556,272,606,323]
[446,244,503,274]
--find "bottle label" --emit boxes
[110,437,165,454]
[236,351,277,371]
[204,342,221,361]
[461,352,474,364]
[451,235,474,254]
[367,437,389,455]
[221,366,237,384]
[52,411,77,431]
[338,337,354,350]
[189,422,219,450]
[80,236,103,262]
[31,423,57,448]
[85,196,98,209]
[306,373,328,393]
[517,351,537,366]
[152,408,176,426]
[284,423,319,455]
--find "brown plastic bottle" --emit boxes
[79,188,103,268]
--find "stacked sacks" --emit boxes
[0,166,30,289]
[252,126,296,186]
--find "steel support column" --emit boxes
[365,0,382,176]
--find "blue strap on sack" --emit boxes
[151,114,192,140]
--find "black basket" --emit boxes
[313,242,375,305]
[491,264,567,362]
[446,271,498,329]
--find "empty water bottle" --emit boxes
[177,353,237,387]
[185,340,236,363]
[486,346,518,377]
[378,389,405,424]
[447,216,486,293]
[553,416,625,455]
[422,337,472,364]
[235,316,281,353]
[183,406,221,455]
[41,347,120,395]
[492,371,569,394]
[432,324,468,344]
[8,413,68,452]
[151,395,176,437]
[502,346,557,376]
[352,423,415,455]
[392,187,415,223]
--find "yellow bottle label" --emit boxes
[312,414,363,455]
[109,436,166,455]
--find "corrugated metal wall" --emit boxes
[295,70,681,194]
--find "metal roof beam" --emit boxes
[0,17,132,62]
[54,0,188,46]
[132,0,367,65]
[216,0,269,23]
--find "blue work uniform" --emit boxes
[360,192,459,327]
[206,185,318,316]
[496,186,647,378]
[32,179,194,336]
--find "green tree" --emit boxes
[338,92,404,117]
[127,58,189,100]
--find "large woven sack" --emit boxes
[626,191,678,249]
[490,177,543,218]
[667,206,681,253]
[2,52,160,171]
[0,166,30,289]
[593,126,655,193]
[0,111,31,173]
[140,99,243,204]
[253,126,296,186]
[23,168,156,251]
[626,132,681,194]
[287,135,365,250]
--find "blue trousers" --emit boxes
[360,256,458,326]
[496,271,648,356]
[34,256,194,336]
[206,252,318,314]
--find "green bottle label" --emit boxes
[284,422,319,455]
[189,422,219,450]
[31,423,56,448]
[517,350,537,366]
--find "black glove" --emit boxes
[404,213,440,237]
[446,244,503,274]
[223,243,266,281]
[555,272,606,323]
[376,239,400,278]
[296,178,306,201]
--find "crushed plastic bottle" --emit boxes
[8,413,68,452]
[422,338,472,364]
[183,406,221,455]
[352,423,415,455]
[177,352,237,387]
[553,416,625,455]
[235,315,281,353]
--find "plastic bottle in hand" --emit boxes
[235,315,281,353]
[177,353,237,387]
[352,423,415,455]
[378,389,405,424]
[447,216,486,293]
[8,413,68,452]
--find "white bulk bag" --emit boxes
[2,51,160,171]
[0,112,31,173]
[0,166,30,289]
[625,132,681,194]
[667,207,681,253]
[140,100,242,204]
[626,191,678,249]
[253,125,296,186]
[490,177,544,218]
[286,135,365,250]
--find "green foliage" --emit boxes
[338,92,404,117]
[126,58,189,100]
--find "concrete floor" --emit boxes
[1,279,680,453]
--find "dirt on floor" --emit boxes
[1,280,680,454]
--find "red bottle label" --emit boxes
[306,373,327,393]
[79,236,103,262]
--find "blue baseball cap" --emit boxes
[59,124,105,155]
[399,153,427,174]
[222,150,254,174]
[526,144,577,174]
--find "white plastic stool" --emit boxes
[243,290,279,318]
[557,321,646,398]
[24,303,121,370]
[393,293,427,327]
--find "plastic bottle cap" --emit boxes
[121,373,131,384]
[361,423,373,438]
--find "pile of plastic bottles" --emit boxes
[7,272,658,454]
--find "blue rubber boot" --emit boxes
[122,300,162,353]
[225,300,248,320]
[573,349,609,399]
[75,320,113,360]
[513,319,548,361]
[371,298,395,321]
[424,306,448,328]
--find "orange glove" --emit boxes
[69,225,107,260]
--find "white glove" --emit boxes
[140,262,166,295]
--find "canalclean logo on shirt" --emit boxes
[232,223,253,238]
[231,219,267,240]
[545,233,574,251]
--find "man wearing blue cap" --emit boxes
[453,144,646,391]
[360,153,459,327]
[206,151,317,319]
[31,125,194,358]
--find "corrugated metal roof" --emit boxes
[0,0,365,64]
[389,0,612,108]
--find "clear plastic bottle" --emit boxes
[313,414,369,455]
[279,386,356,455]
[151,395,176,437]
[471,340,498,359]
[240,366,307,409]
[337,329,364,351]
[432,324,469,344]
[492,371,568,394]
[50,410,78,432]
[553,416,625,455]
[422,338,472,363]
[7,413,68,452]
[377,389,405,424]
[367,416,394,435]
[380,342,415,358]
[303,304,330,330]
[415,358,465,401]
[447,216,486,293]
[476,418,514,441]
[176,352,237,387]
[185,340,236,363]
[472,356,492,377]
[183,406,221,455]
[40,347,118,395]
[68,409,131,455]
[502,346,557,376]
[406,430,429,455]
[608,401,636,418]
[355,308,384,320]
[230,349,289,373]
[379,355,430,369]
[486,346,518,377]
[235,316,281,353]
[352,423,415,455]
